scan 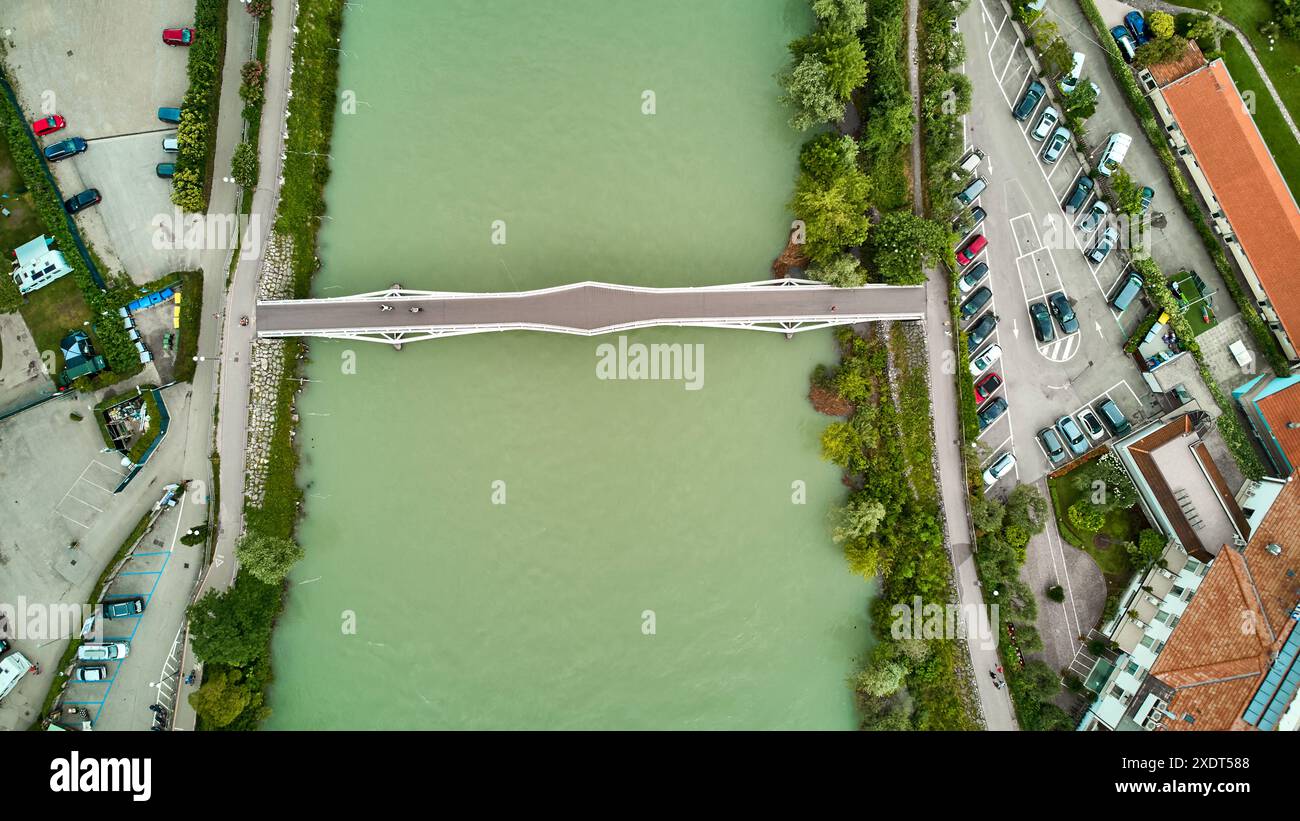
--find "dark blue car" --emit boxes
[43,137,87,162]
[1125,11,1150,45]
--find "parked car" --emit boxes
[1047,291,1079,334]
[1031,106,1059,141]
[977,397,1008,430]
[1098,132,1132,176]
[974,371,1002,402]
[970,344,1002,376]
[77,643,129,662]
[162,134,179,152]
[956,234,987,267]
[76,665,108,682]
[983,451,1016,485]
[64,188,101,214]
[967,313,998,352]
[1139,186,1154,216]
[958,261,989,294]
[43,137,87,162]
[1086,226,1118,264]
[156,163,176,178]
[1110,269,1144,311]
[961,286,993,320]
[1058,52,1085,95]
[1041,126,1071,164]
[1013,80,1046,121]
[1078,409,1106,441]
[0,652,32,701]
[162,27,196,46]
[954,176,987,208]
[1095,398,1132,436]
[953,206,987,236]
[1057,415,1088,457]
[1029,302,1054,342]
[1110,25,1138,61]
[1063,174,1095,213]
[158,107,182,124]
[102,597,145,619]
[1038,426,1067,464]
[1125,11,1150,45]
[1076,200,1108,233]
[32,114,65,136]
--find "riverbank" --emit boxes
[186,0,345,730]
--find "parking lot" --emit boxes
[4,0,201,282]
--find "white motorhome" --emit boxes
[0,652,32,701]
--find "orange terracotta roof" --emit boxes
[1161,61,1300,348]
[1149,39,1207,86]
[1257,381,1300,469]
[1150,480,1300,730]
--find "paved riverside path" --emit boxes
[255,281,928,340]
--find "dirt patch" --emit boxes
[771,231,809,278]
[809,384,853,416]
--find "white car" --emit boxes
[76,665,108,682]
[983,452,1017,485]
[1078,409,1107,442]
[1059,52,1085,94]
[1031,106,1059,141]
[970,344,1002,377]
[0,652,32,701]
[1098,132,1132,176]
[77,642,129,662]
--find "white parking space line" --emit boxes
[56,511,92,529]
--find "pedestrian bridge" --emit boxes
[254,279,926,345]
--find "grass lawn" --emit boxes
[1048,474,1140,597]
[1168,271,1219,335]
[0,127,43,257]
[18,275,93,371]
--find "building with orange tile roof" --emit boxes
[1147,59,1300,363]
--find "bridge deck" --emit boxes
[256,281,926,339]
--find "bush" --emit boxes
[172,0,229,212]
[231,141,259,189]
[1046,584,1065,603]
[1068,499,1106,533]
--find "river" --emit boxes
[264,0,873,729]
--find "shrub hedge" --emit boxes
[172,0,229,212]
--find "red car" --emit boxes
[955,234,988,267]
[162,27,196,46]
[974,371,1003,403]
[32,115,65,136]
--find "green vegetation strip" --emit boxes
[171,0,229,212]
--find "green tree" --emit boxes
[231,141,259,189]
[1110,168,1144,216]
[1148,10,1176,40]
[844,535,888,578]
[236,531,304,584]
[808,253,868,287]
[189,668,253,727]
[868,211,952,284]
[811,0,868,32]
[833,496,887,544]
[856,659,907,698]
[820,420,864,471]
[1128,528,1167,569]
[1005,483,1049,535]
[791,135,873,263]
[1062,79,1098,124]
[1068,499,1106,533]
[970,495,1006,534]
[780,56,845,130]
[188,575,282,667]
[1135,35,1189,67]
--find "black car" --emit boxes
[1047,291,1079,334]
[977,397,1009,430]
[64,188,101,214]
[967,313,998,352]
[43,137,87,162]
[1014,80,1046,121]
[1063,174,1095,214]
[1029,302,1054,343]
[960,286,993,321]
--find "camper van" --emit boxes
[0,652,32,701]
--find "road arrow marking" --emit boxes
[1012,318,1019,339]
[1095,320,1104,339]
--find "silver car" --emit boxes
[77,642,129,661]
[1031,106,1059,141]
[1087,227,1118,264]
[1041,126,1071,164]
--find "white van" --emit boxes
[0,652,32,701]
[1098,132,1132,176]
[162,134,179,153]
